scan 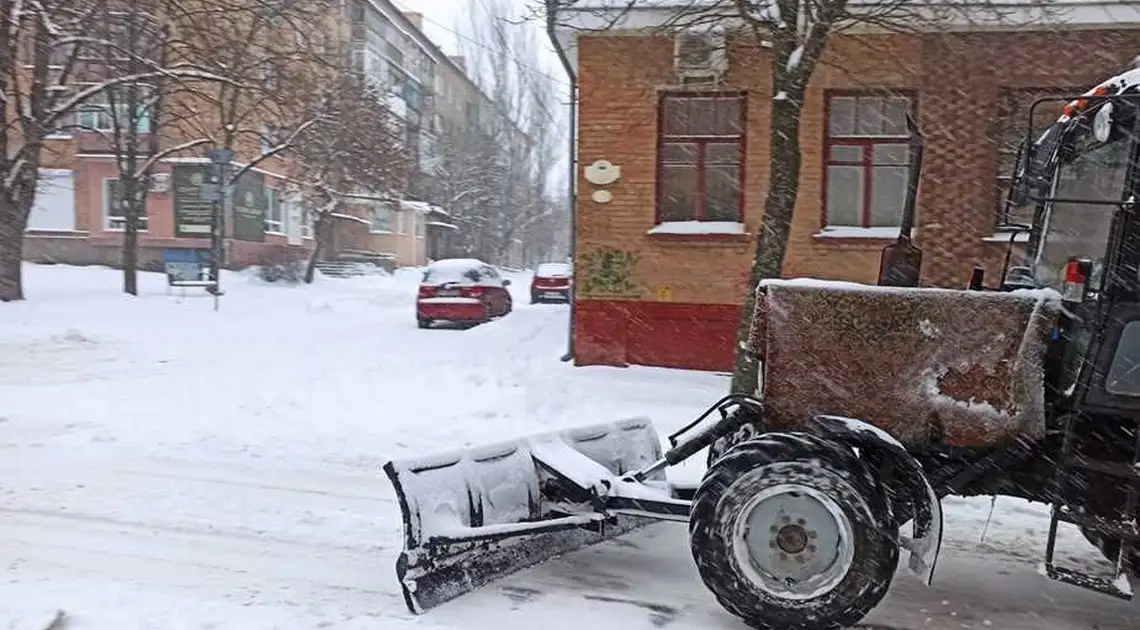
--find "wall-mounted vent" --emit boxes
[673,31,728,81]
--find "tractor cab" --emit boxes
[1007,80,1140,413]
[1004,72,1140,598]
[1009,92,1137,302]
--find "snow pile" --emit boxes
[755,280,1062,448]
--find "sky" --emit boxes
[393,0,571,194]
[392,0,566,82]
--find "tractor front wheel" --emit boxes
[689,433,898,630]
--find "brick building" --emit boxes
[21,1,496,272]
[550,1,1140,372]
[21,4,328,271]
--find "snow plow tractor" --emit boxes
[383,68,1140,629]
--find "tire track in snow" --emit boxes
[0,506,381,555]
[1,450,398,553]
[2,508,401,603]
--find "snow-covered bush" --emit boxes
[255,245,306,284]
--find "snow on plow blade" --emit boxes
[383,417,666,614]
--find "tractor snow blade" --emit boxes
[384,417,666,614]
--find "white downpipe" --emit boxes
[412,211,419,265]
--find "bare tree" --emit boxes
[0,2,96,302]
[0,0,229,301]
[440,0,565,265]
[288,70,410,283]
[76,0,211,295]
[161,0,335,283]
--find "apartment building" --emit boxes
[343,2,504,266]
[21,0,529,272]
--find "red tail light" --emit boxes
[460,286,484,298]
[1062,257,1092,302]
[535,277,569,288]
[418,285,434,298]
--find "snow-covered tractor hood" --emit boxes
[750,280,1063,449]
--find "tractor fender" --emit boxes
[806,414,943,587]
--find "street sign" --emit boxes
[207,148,234,164]
[198,182,222,202]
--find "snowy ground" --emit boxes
[1,263,1137,630]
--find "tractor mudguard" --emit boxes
[807,414,944,587]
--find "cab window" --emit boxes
[1033,120,1132,291]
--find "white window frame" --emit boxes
[415,212,425,239]
[26,169,77,232]
[396,210,407,234]
[370,202,392,233]
[103,177,149,232]
[77,84,153,134]
[301,207,314,239]
[265,188,284,234]
[260,125,278,156]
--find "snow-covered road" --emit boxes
[1,264,1137,629]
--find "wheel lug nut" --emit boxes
[796,555,806,564]
[770,525,779,534]
[779,552,788,561]
[769,540,777,549]
[807,545,817,553]
[796,518,806,525]
[780,516,791,524]
[808,531,818,539]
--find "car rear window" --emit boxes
[423,261,498,285]
[536,263,572,277]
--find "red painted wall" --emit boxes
[575,299,740,372]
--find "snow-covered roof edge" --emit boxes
[399,199,450,216]
[550,1,1140,74]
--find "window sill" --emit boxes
[813,226,911,242]
[647,221,749,242]
[25,229,88,237]
[370,229,392,235]
[982,232,1030,243]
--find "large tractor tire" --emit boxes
[689,432,899,630]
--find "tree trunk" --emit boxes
[123,222,139,295]
[730,96,804,395]
[304,241,323,284]
[122,178,140,296]
[303,217,326,284]
[0,197,26,302]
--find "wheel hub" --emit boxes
[775,524,809,554]
[733,483,856,601]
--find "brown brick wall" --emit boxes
[575,28,1140,305]
[25,156,313,269]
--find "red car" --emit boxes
[530,262,573,304]
[417,258,513,328]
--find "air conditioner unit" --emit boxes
[148,172,170,194]
[674,31,728,81]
